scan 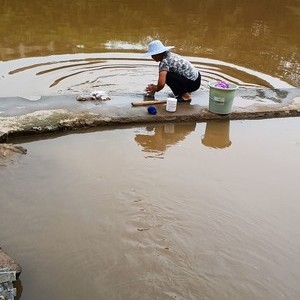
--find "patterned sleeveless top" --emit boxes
[159,51,199,81]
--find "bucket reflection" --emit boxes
[202,120,232,149]
[135,122,196,156]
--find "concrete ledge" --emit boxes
[0,248,22,278]
[0,88,300,141]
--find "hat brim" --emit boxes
[143,46,175,57]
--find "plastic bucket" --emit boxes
[208,82,238,114]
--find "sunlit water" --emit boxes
[1,118,300,300]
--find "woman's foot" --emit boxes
[176,93,192,102]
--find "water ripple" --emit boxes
[0,53,293,100]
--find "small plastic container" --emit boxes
[166,97,177,112]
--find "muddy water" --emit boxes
[1,118,300,300]
[0,0,299,99]
[1,1,300,299]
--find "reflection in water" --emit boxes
[202,120,232,149]
[135,122,196,157]
[1,118,300,299]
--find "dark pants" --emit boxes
[166,72,201,96]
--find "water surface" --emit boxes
[0,0,299,99]
[1,1,300,299]
[1,118,300,300]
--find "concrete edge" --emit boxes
[1,101,300,142]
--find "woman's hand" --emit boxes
[145,84,157,93]
[145,71,167,94]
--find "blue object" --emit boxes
[147,105,157,115]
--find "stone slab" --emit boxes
[0,88,300,141]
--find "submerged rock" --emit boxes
[0,132,7,143]
[0,144,27,166]
[0,248,22,277]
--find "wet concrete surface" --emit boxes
[0,88,300,142]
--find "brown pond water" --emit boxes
[0,0,300,100]
[0,1,300,299]
[1,118,300,300]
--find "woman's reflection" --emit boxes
[135,122,196,156]
[202,120,232,149]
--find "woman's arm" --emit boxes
[146,71,167,93]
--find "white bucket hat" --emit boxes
[144,40,175,57]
